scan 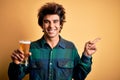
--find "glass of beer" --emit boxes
[19,40,31,66]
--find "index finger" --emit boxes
[92,38,101,44]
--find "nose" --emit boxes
[49,22,54,28]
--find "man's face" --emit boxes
[42,14,61,38]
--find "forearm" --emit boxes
[8,62,27,80]
[73,54,92,80]
[81,54,92,74]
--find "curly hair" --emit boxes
[38,2,66,29]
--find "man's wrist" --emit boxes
[81,52,92,64]
[83,52,92,58]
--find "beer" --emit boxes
[19,40,31,56]
[19,40,31,66]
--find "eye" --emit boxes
[43,20,49,24]
[53,20,59,23]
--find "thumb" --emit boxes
[29,52,32,56]
[25,52,32,57]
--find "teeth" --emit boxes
[48,29,55,31]
[48,29,55,33]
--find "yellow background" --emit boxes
[0,0,120,80]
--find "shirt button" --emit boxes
[50,62,52,65]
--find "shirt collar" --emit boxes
[58,36,66,49]
[40,35,66,49]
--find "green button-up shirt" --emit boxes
[8,36,92,80]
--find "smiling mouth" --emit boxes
[48,29,56,33]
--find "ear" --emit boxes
[60,25,62,29]
[40,25,43,28]
[40,26,44,32]
[59,26,62,32]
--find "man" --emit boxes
[8,2,100,80]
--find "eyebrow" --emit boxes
[43,19,59,22]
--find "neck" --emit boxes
[44,35,59,49]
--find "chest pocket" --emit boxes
[57,60,74,79]
[58,60,74,68]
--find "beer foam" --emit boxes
[19,40,31,44]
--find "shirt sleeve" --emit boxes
[73,48,92,80]
[8,62,29,80]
